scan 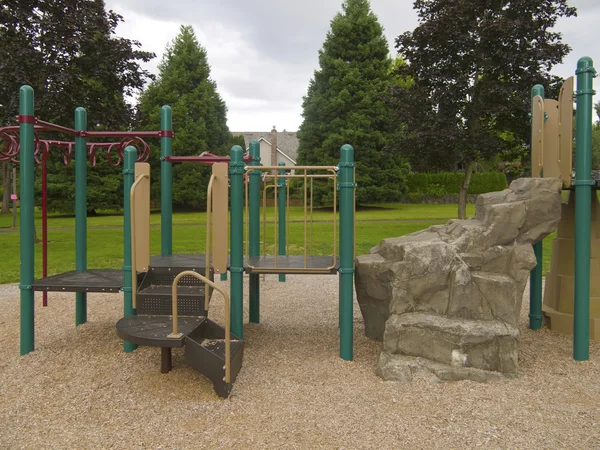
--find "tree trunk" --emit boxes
[1,162,10,214]
[458,160,477,219]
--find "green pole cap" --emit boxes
[160,105,172,128]
[531,84,545,98]
[249,140,260,160]
[230,145,244,160]
[340,144,354,162]
[19,85,34,115]
[74,107,87,129]
[576,56,595,74]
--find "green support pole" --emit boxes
[249,140,261,323]
[338,144,355,361]
[123,147,137,353]
[74,107,88,326]
[573,56,596,361]
[160,105,173,256]
[229,145,245,337]
[529,84,544,330]
[277,162,287,282]
[19,85,35,356]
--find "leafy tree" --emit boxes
[297,0,408,205]
[0,0,154,214]
[137,25,230,209]
[392,0,576,218]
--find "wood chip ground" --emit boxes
[1,276,599,448]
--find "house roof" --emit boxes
[232,131,299,163]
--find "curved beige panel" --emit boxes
[543,99,560,178]
[531,95,545,178]
[558,76,574,187]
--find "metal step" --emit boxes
[136,264,214,316]
[184,319,244,398]
[116,315,206,348]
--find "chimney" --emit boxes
[271,125,278,168]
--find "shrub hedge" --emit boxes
[406,172,508,198]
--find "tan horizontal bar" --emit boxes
[262,174,335,179]
[247,165,337,171]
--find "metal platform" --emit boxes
[115,315,206,348]
[150,254,210,270]
[32,269,128,293]
[244,256,339,274]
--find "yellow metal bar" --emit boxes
[245,177,249,261]
[129,173,149,309]
[333,174,337,268]
[286,180,290,254]
[262,173,335,180]
[353,167,356,260]
[310,177,313,256]
[205,174,215,310]
[250,165,337,172]
[303,169,307,267]
[274,170,278,268]
[170,270,232,383]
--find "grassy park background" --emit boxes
[0,203,555,285]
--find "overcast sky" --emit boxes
[104,0,599,132]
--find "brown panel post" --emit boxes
[531,95,545,178]
[543,99,561,179]
[212,163,229,274]
[558,76,574,188]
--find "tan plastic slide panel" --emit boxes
[134,162,150,272]
[558,76,574,187]
[531,95,544,178]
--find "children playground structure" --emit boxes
[3,85,355,397]
[1,55,596,397]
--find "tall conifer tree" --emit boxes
[298,0,407,204]
[138,25,229,209]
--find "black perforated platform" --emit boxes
[245,256,339,274]
[32,270,127,293]
[116,315,206,348]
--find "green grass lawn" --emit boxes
[0,202,555,285]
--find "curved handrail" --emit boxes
[130,173,149,309]
[170,271,232,383]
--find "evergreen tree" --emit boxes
[137,25,229,209]
[0,0,154,214]
[392,0,576,218]
[297,0,407,205]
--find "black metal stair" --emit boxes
[185,319,244,398]
[115,255,244,398]
[136,265,213,317]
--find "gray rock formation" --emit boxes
[355,178,562,382]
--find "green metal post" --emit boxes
[160,106,173,256]
[277,162,287,282]
[229,145,245,337]
[19,85,35,356]
[573,56,596,361]
[339,144,355,361]
[123,146,137,353]
[74,107,87,326]
[249,140,261,323]
[529,84,544,330]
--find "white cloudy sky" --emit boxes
[105,0,599,132]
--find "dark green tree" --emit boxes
[137,25,230,209]
[393,0,576,218]
[297,0,408,205]
[0,0,154,213]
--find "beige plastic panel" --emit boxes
[211,163,228,274]
[134,162,150,272]
[558,76,574,187]
[531,95,544,178]
[543,99,560,178]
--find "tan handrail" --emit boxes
[205,174,216,311]
[255,165,337,171]
[130,173,149,309]
[169,271,232,383]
